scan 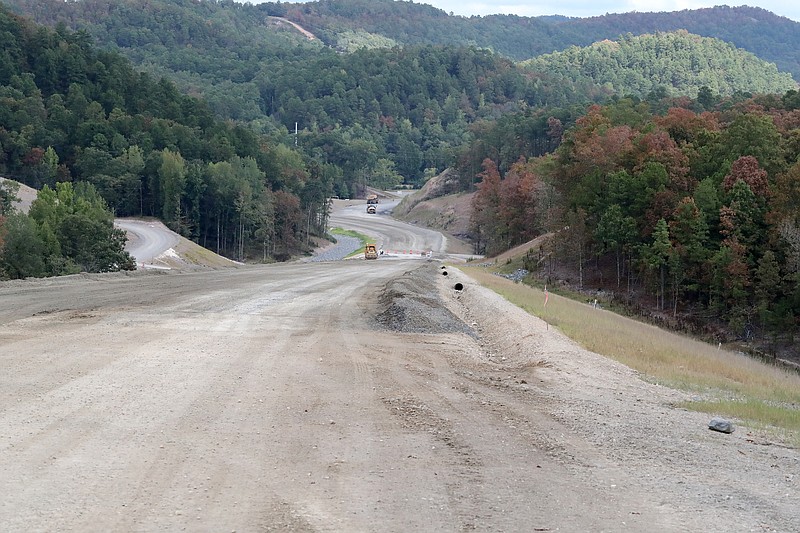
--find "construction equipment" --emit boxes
[366,194,379,204]
[364,243,378,260]
[366,204,377,214]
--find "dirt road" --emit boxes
[329,199,467,258]
[115,219,181,265]
[1,258,798,532]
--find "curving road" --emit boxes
[116,197,472,266]
[329,198,447,259]
[115,218,181,264]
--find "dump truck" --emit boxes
[364,243,378,260]
[366,194,379,205]
[366,204,377,214]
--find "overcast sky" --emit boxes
[253,1,799,22]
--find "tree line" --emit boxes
[257,1,800,79]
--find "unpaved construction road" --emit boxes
[329,198,470,259]
[1,220,799,531]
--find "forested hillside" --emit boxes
[0,4,331,277]
[253,1,800,79]
[523,31,796,103]
[467,90,800,354]
[4,0,796,190]
[4,0,548,188]
[557,6,800,81]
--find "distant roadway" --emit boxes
[116,198,474,266]
[329,198,453,259]
[115,218,180,265]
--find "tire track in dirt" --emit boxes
[3,259,798,531]
[365,265,700,531]
[104,266,399,531]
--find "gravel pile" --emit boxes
[374,265,476,336]
[498,268,529,282]
[306,235,362,262]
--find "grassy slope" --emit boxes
[460,266,800,446]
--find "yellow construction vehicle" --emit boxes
[364,243,378,259]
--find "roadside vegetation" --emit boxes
[0,181,134,279]
[463,266,800,446]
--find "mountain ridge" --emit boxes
[4,1,798,78]
[254,1,800,78]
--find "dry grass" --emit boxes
[175,239,241,268]
[462,267,800,443]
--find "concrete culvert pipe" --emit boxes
[440,265,447,269]
[441,270,448,276]
[454,282,463,291]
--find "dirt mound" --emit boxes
[392,171,474,247]
[394,169,463,215]
[375,264,476,336]
[490,233,553,263]
[172,234,242,269]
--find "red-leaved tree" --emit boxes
[723,156,769,197]
[470,158,502,255]
[498,158,542,246]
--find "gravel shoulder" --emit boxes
[303,235,362,262]
[374,265,800,532]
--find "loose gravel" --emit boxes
[374,264,476,337]
[305,235,362,262]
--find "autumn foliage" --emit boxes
[471,158,542,256]
[470,92,800,348]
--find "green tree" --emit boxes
[253,191,275,262]
[0,179,20,216]
[669,197,710,307]
[159,149,186,230]
[645,218,672,310]
[697,86,715,110]
[721,179,765,267]
[754,250,781,334]
[370,158,403,189]
[693,177,721,234]
[182,160,206,239]
[114,145,146,216]
[595,204,637,289]
[559,208,590,288]
[718,114,784,177]
[0,212,47,279]
[28,182,135,273]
